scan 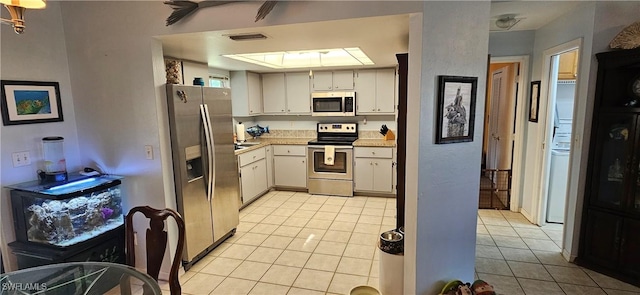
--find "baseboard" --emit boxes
[520,208,534,223]
[354,192,396,198]
[273,186,307,192]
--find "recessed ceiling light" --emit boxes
[223,48,374,69]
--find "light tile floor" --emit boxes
[161,191,640,295]
[476,209,640,295]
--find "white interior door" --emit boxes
[487,70,502,169]
[488,67,511,170]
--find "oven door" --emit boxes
[307,146,353,180]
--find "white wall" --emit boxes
[520,3,596,225]
[489,30,536,57]
[0,2,81,270]
[404,2,490,294]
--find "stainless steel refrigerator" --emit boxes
[166,84,240,268]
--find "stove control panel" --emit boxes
[317,123,357,133]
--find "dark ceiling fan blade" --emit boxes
[164,0,276,26]
[164,1,199,26]
[255,1,277,22]
[164,0,240,26]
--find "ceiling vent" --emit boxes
[227,33,267,41]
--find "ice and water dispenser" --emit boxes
[185,145,203,181]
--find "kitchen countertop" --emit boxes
[234,138,396,155]
[352,139,396,147]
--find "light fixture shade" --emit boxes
[0,0,46,9]
[495,16,520,30]
[223,47,374,69]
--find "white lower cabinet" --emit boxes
[354,147,395,193]
[273,145,307,188]
[265,145,274,188]
[238,147,268,205]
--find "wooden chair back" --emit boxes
[125,206,185,295]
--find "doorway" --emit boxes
[525,39,583,262]
[480,57,527,210]
[544,49,578,225]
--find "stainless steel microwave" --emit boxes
[311,91,356,117]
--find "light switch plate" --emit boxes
[144,145,153,160]
[12,151,31,167]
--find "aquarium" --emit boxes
[8,174,124,248]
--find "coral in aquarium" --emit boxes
[26,187,123,247]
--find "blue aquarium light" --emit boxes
[47,177,97,191]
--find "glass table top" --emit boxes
[0,262,161,295]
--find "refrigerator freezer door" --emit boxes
[203,87,240,242]
[166,84,215,262]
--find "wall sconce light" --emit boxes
[0,0,46,34]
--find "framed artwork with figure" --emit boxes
[435,75,477,144]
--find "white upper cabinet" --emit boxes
[262,72,311,115]
[312,70,354,91]
[262,73,287,114]
[231,71,263,116]
[285,72,311,114]
[355,68,396,115]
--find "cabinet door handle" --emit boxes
[375,162,378,166]
[614,221,622,252]
[378,108,381,111]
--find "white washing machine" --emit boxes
[547,148,570,223]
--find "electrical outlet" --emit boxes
[144,145,153,160]
[12,151,31,167]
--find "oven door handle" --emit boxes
[307,146,353,150]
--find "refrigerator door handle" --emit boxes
[200,104,215,202]
[203,104,216,202]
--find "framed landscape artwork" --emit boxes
[1,80,63,126]
[435,75,478,144]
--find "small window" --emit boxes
[209,75,228,88]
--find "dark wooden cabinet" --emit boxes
[620,218,640,277]
[582,210,620,269]
[579,48,640,286]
